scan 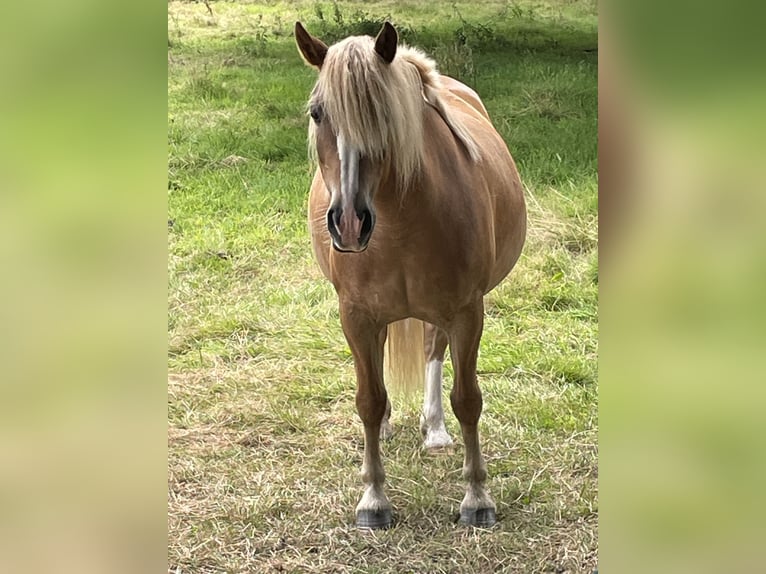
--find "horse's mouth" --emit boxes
[331,239,370,253]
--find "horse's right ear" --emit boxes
[295,22,328,69]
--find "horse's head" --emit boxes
[295,21,400,253]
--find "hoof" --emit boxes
[459,507,496,528]
[423,427,454,451]
[424,444,454,456]
[356,508,392,530]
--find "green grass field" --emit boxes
[168,1,598,571]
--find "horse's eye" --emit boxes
[310,105,322,123]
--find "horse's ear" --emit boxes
[295,21,328,69]
[374,21,397,64]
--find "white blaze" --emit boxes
[337,134,360,210]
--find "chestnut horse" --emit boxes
[295,21,526,529]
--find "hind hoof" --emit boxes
[423,429,454,451]
[459,507,496,528]
[356,508,392,530]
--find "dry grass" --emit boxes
[168,360,597,573]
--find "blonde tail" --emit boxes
[384,318,425,397]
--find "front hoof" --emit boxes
[356,508,392,530]
[459,507,496,528]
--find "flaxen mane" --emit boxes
[308,36,481,189]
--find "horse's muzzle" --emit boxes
[327,206,375,253]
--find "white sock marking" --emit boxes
[422,359,453,449]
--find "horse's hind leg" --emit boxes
[380,396,393,440]
[340,305,392,529]
[448,301,496,527]
[421,323,453,450]
[379,324,394,440]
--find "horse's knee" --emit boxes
[356,387,388,425]
[450,384,482,425]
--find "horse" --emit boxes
[295,21,526,529]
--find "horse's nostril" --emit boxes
[359,209,374,242]
[327,207,342,245]
[327,207,342,227]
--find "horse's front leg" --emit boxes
[340,305,391,529]
[448,300,496,527]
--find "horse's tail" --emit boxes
[384,318,425,396]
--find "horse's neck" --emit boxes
[373,166,417,213]
[374,102,466,213]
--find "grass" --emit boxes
[168,1,597,572]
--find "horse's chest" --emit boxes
[330,250,480,324]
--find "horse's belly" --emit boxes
[486,167,527,292]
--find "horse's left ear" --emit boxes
[374,22,398,64]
